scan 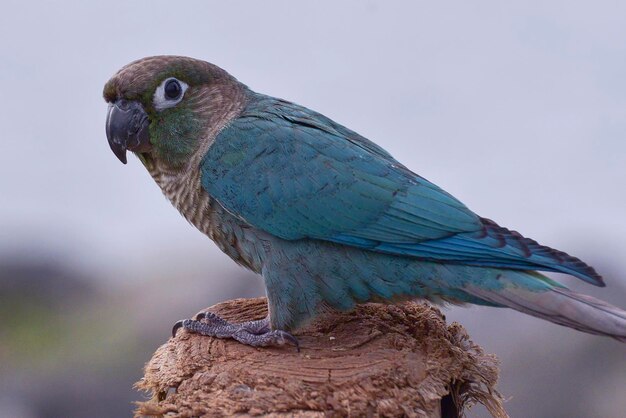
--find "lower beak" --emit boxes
[105,100,151,164]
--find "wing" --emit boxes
[201,93,603,286]
[201,94,481,245]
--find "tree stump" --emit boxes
[135,298,507,418]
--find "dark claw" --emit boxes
[195,311,220,321]
[172,319,185,337]
[195,311,229,326]
[281,331,301,352]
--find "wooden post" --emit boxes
[135,298,507,418]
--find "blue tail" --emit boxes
[465,281,626,343]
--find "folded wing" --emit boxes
[201,94,602,286]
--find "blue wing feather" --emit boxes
[201,92,603,286]
[202,93,480,242]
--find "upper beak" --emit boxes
[105,100,151,164]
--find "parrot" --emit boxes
[104,55,626,350]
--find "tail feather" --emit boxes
[466,285,626,343]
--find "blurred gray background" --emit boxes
[1,1,625,417]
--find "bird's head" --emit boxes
[103,56,245,170]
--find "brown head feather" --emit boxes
[103,55,237,107]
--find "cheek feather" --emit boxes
[150,107,205,167]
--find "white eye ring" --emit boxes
[153,77,189,111]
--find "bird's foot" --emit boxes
[172,312,300,352]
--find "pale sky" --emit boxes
[1,1,625,279]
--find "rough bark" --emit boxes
[135,298,507,418]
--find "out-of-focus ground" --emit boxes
[1,2,625,417]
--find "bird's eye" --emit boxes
[153,77,189,111]
[164,79,182,100]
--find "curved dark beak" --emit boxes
[105,100,151,164]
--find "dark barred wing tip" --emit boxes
[479,218,605,287]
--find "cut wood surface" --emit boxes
[136,298,507,418]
